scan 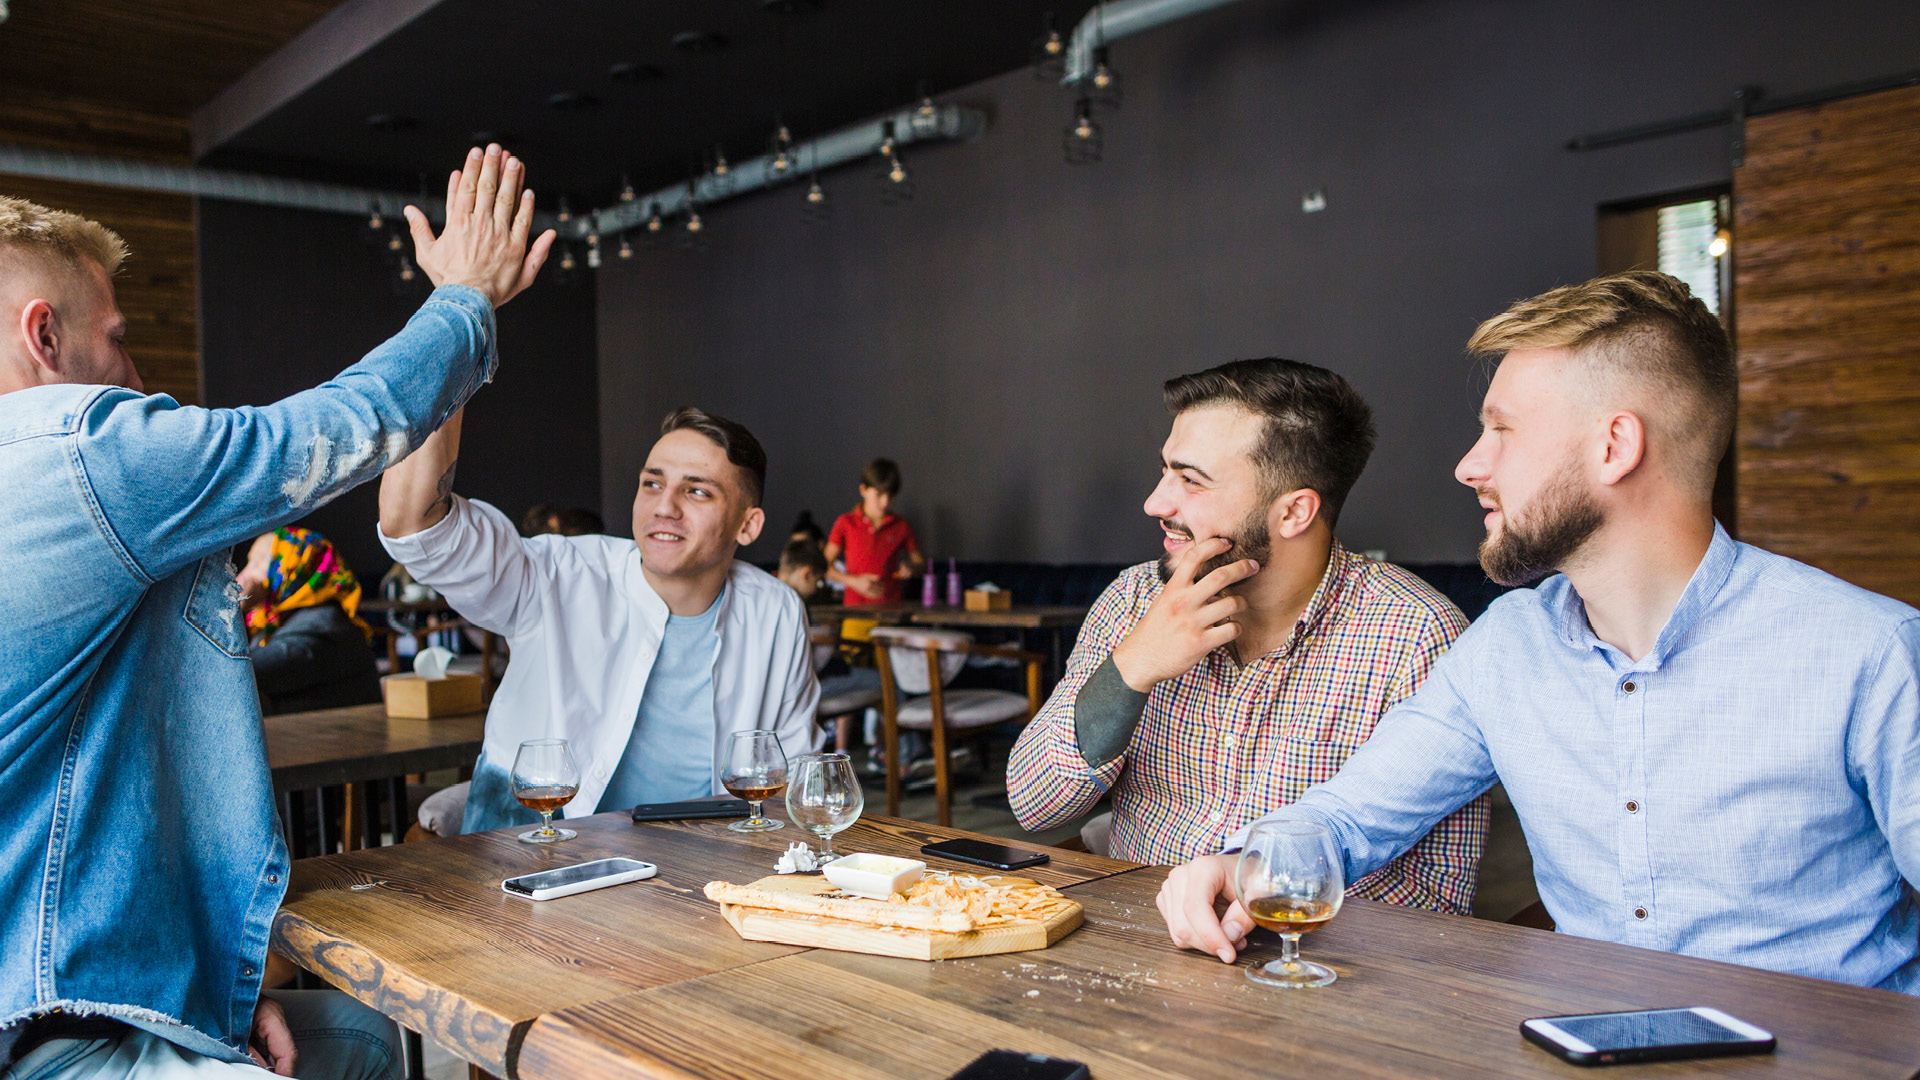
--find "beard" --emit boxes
[1157,502,1273,585]
[1477,460,1604,587]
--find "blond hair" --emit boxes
[1468,270,1735,493]
[0,195,128,277]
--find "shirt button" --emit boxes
[1622,681,1637,694]
[1222,734,1237,749]
[1625,801,1639,814]
[241,965,256,978]
[1210,811,1226,824]
[267,873,280,884]
[1633,907,1648,920]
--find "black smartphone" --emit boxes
[945,1050,1088,1080]
[920,838,1051,872]
[630,799,751,822]
[1521,1007,1775,1066]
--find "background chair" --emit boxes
[870,626,1044,827]
[810,620,886,751]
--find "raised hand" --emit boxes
[404,145,557,308]
[1156,853,1250,963]
[1109,536,1257,691]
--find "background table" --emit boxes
[266,703,484,855]
[272,808,1134,1077]
[516,866,1920,1080]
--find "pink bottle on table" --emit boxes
[946,558,962,607]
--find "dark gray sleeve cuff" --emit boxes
[1074,655,1151,770]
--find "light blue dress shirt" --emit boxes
[597,586,726,811]
[1229,525,1920,993]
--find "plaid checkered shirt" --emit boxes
[1007,542,1489,914]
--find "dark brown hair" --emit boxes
[779,537,828,576]
[660,406,768,507]
[860,457,902,496]
[1162,358,1377,527]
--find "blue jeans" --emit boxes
[2,992,398,1080]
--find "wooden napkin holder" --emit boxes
[964,588,1013,612]
[382,672,484,718]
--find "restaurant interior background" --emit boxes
[3,0,1917,585]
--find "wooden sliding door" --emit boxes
[1734,84,1920,605]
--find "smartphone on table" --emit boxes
[1521,1006,1775,1065]
[630,799,751,822]
[920,838,1051,872]
[501,857,657,901]
[945,1050,1088,1080]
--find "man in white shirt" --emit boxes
[378,405,820,831]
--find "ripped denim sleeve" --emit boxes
[74,284,496,583]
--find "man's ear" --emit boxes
[736,506,767,547]
[19,299,59,373]
[1271,487,1323,540]
[1597,410,1646,487]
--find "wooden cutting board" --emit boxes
[716,874,1083,961]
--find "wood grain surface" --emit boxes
[265,702,486,792]
[1735,84,1920,604]
[519,866,1920,1080]
[272,808,1134,1075]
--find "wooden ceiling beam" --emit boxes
[191,0,447,160]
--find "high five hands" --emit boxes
[1110,536,1258,692]
[404,144,557,308]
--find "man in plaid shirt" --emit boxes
[1007,358,1488,914]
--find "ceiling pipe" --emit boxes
[0,142,508,228]
[1062,0,1247,85]
[580,103,986,238]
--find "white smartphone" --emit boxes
[501,857,657,901]
[1521,1006,1775,1065]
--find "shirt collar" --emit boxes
[1553,522,1738,669]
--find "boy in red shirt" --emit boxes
[825,458,925,604]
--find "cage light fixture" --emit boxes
[1031,10,1066,79]
[1064,98,1103,164]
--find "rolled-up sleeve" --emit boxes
[1007,570,1146,831]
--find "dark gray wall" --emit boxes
[596,0,1920,566]
[198,199,600,582]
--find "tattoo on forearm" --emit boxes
[431,459,458,516]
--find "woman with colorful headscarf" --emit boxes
[238,525,382,715]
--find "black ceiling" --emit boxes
[202,0,1095,208]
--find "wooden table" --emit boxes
[266,703,486,793]
[272,808,1135,1077]
[811,603,1089,629]
[516,866,1920,1080]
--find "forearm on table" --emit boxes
[380,408,465,537]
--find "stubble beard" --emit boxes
[1157,501,1273,585]
[1477,460,1604,587]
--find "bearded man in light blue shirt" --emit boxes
[1159,271,1920,994]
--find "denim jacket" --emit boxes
[0,285,496,1062]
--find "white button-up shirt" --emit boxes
[380,496,822,818]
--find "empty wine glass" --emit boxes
[1235,820,1345,988]
[786,752,863,858]
[722,730,788,833]
[511,738,580,844]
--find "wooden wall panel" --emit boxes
[0,174,200,404]
[1734,84,1920,605]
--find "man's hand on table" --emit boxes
[1111,537,1256,692]
[1157,852,1250,964]
[248,995,297,1076]
[405,144,556,309]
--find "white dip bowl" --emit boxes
[823,853,926,899]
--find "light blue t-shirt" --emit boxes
[598,587,724,811]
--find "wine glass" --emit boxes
[786,752,863,858]
[511,739,580,844]
[722,730,789,833]
[1234,820,1344,988]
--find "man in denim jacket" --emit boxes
[0,146,552,1078]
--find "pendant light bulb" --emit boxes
[806,180,825,205]
[386,232,403,252]
[1045,30,1062,55]
[1092,63,1113,90]
[713,149,729,177]
[686,210,704,234]
[889,160,908,184]
[619,176,635,203]
[367,205,384,231]
[646,204,663,233]
[559,246,576,271]
[617,233,634,260]
[1709,229,1731,258]
[398,255,416,283]
[556,197,572,224]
